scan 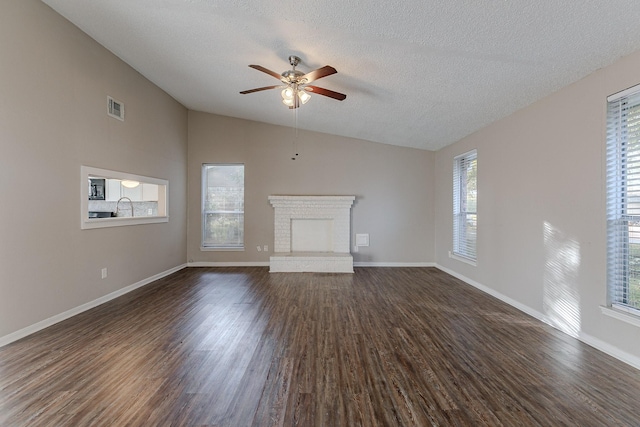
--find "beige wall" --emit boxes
[435,49,640,365]
[187,112,435,265]
[0,0,188,339]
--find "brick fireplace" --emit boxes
[268,195,355,273]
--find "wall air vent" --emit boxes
[107,96,124,121]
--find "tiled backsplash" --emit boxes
[88,200,159,217]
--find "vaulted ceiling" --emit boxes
[41,0,640,151]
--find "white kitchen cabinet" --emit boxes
[142,183,158,201]
[106,179,121,201]
[105,180,158,201]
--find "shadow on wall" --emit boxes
[543,221,581,338]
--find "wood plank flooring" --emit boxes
[2,267,640,426]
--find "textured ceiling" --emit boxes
[41,0,640,151]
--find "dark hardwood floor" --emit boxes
[2,267,640,426]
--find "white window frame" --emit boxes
[606,84,640,319]
[453,149,477,264]
[201,163,245,251]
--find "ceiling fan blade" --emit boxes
[301,65,337,83]
[248,64,283,80]
[305,85,347,101]
[239,85,281,94]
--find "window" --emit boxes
[607,85,640,315]
[453,149,477,262]
[202,164,244,250]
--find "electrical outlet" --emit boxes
[101,268,107,279]
[148,209,153,215]
[263,245,268,252]
[355,234,370,247]
[256,245,262,252]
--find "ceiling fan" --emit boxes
[239,55,346,109]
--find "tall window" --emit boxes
[202,164,244,249]
[607,85,640,314]
[453,149,477,261]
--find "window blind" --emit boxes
[453,150,477,261]
[607,85,640,313]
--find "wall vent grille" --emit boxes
[107,96,124,121]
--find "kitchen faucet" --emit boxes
[116,197,134,217]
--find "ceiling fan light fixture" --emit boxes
[298,90,311,104]
[281,87,294,100]
[281,87,295,107]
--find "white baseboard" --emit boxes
[0,263,187,348]
[188,262,436,268]
[579,331,640,370]
[435,263,640,371]
[189,262,436,268]
[188,261,270,267]
[435,264,547,322]
[354,262,436,267]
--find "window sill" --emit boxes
[449,251,477,266]
[201,246,245,252]
[600,305,640,328]
[82,215,168,230]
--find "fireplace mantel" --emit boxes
[269,195,355,273]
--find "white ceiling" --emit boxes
[41,0,640,151]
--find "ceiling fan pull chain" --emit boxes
[292,107,299,160]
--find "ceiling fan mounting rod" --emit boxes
[289,55,301,68]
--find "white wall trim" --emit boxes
[448,251,477,266]
[600,305,640,328]
[436,264,547,321]
[579,330,640,370]
[354,262,436,267]
[188,261,270,267]
[436,264,640,371]
[189,261,435,268]
[0,263,187,348]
